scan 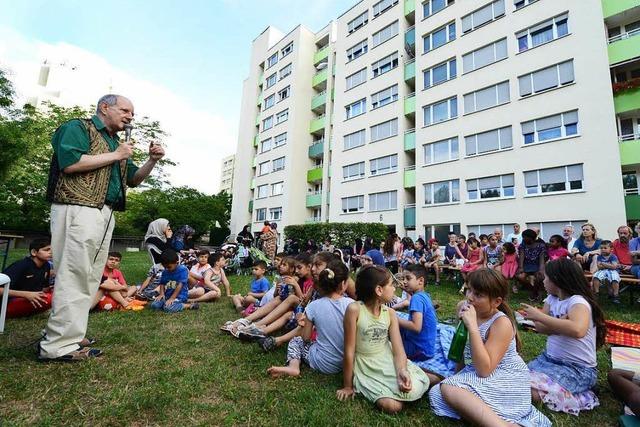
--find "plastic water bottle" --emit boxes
[447,321,468,363]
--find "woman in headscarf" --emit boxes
[237,225,254,246]
[260,222,278,261]
[145,218,172,264]
[172,225,195,252]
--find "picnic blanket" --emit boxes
[606,320,640,348]
[612,347,640,371]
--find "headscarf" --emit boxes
[145,218,170,243]
[173,225,195,246]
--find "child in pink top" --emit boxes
[500,242,518,280]
[460,238,484,293]
[547,235,570,261]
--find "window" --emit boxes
[425,223,460,244]
[346,68,367,90]
[462,0,505,33]
[271,182,284,196]
[423,96,457,126]
[372,21,399,48]
[423,0,454,19]
[623,172,638,194]
[275,109,289,124]
[348,11,368,34]
[273,132,287,147]
[524,164,583,194]
[372,52,399,77]
[344,129,366,150]
[281,42,293,57]
[514,0,538,10]
[257,184,268,199]
[373,0,398,17]
[522,110,578,144]
[371,85,398,109]
[423,22,456,53]
[518,60,574,97]
[262,116,273,131]
[370,118,398,142]
[346,98,366,119]
[347,40,368,62]
[260,138,272,153]
[267,52,278,68]
[269,207,282,221]
[264,94,275,110]
[265,73,277,88]
[278,86,290,102]
[425,180,460,205]
[369,190,397,211]
[343,162,365,180]
[462,38,507,73]
[467,174,515,200]
[342,195,365,213]
[525,220,586,239]
[517,14,569,52]
[423,58,457,89]
[370,154,398,175]
[258,161,270,176]
[423,137,459,165]
[272,156,285,172]
[464,81,510,114]
[279,63,292,80]
[465,126,512,156]
[256,208,266,222]
[619,118,640,140]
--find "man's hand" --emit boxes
[149,142,165,161]
[115,142,134,160]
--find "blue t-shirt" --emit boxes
[572,238,602,256]
[251,277,270,294]
[401,291,437,360]
[160,265,189,302]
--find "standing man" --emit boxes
[39,94,165,361]
[506,223,522,246]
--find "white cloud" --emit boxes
[0,26,234,195]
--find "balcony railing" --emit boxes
[620,133,640,142]
[625,188,639,196]
[609,28,640,44]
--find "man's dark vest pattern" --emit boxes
[46,118,128,211]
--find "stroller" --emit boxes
[228,243,255,275]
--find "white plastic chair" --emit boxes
[0,273,10,333]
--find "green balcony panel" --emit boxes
[404,130,415,151]
[626,194,640,220]
[404,169,416,188]
[404,95,416,116]
[331,88,335,100]
[307,167,323,183]
[314,46,329,64]
[256,115,260,126]
[405,27,415,50]
[311,92,327,110]
[614,87,640,114]
[257,94,262,106]
[252,157,257,168]
[404,206,416,229]
[620,140,640,166]
[602,0,640,19]
[250,178,255,190]
[309,116,326,134]
[312,69,328,88]
[254,135,259,147]
[248,200,253,213]
[608,34,640,66]
[308,141,325,158]
[404,0,415,16]
[404,61,415,82]
[306,193,322,207]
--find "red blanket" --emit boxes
[606,320,640,348]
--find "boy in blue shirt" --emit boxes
[151,250,199,313]
[232,261,270,313]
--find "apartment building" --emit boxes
[220,155,235,194]
[231,0,626,242]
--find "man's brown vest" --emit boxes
[46,119,128,211]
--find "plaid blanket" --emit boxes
[606,320,640,348]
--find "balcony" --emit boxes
[625,189,640,219]
[314,46,329,65]
[252,156,257,168]
[404,204,416,229]
[257,94,262,107]
[309,115,326,135]
[306,192,322,207]
[404,0,415,17]
[404,93,416,116]
[620,138,640,166]
[404,129,416,151]
[404,166,416,188]
[311,91,327,112]
[404,59,415,84]
[614,86,640,114]
[312,69,328,90]
[250,178,255,189]
[405,26,415,52]
[307,167,323,183]
[248,200,253,214]
[602,0,640,19]
[253,135,259,147]
[255,115,260,126]
[608,30,640,66]
[305,217,322,224]
[308,140,325,158]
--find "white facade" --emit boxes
[231,0,625,241]
[220,155,235,194]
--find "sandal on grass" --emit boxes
[79,337,97,347]
[39,347,103,363]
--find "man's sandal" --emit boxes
[38,347,103,362]
[79,337,97,347]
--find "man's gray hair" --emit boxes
[96,94,119,114]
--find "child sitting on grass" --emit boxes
[591,240,621,303]
[232,261,270,313]
[93,252,141,311]
[188,250,210,288]
[267,259,354,378]
[189,253,230,303]
[151,250,199,312]
[137,263,164,300]
[337,265,430,414]
[424,239,442,286]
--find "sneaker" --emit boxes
[612,296,621,305]
[258,336,277,353]
[190,303,200,310]
[238,325,266,341]
[220,321,234,333]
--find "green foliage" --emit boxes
[284,222,388,248]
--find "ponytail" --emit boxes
[497,301,522,353]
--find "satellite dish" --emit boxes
[316,61,328,71]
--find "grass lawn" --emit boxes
[1,249,638,426]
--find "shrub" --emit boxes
[283,222,388,249]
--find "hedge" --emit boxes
[283,222,389,249]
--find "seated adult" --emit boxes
[563,225,577,252]
[171,225,195,252]
[630,224,640,278]
[506,223,522,246]
[0,238,53,318]
[612,226,633,273]
[237,225,254,246]
[571,223,602,272]
[145,218,173,264]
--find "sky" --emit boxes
[0,0,347,194]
